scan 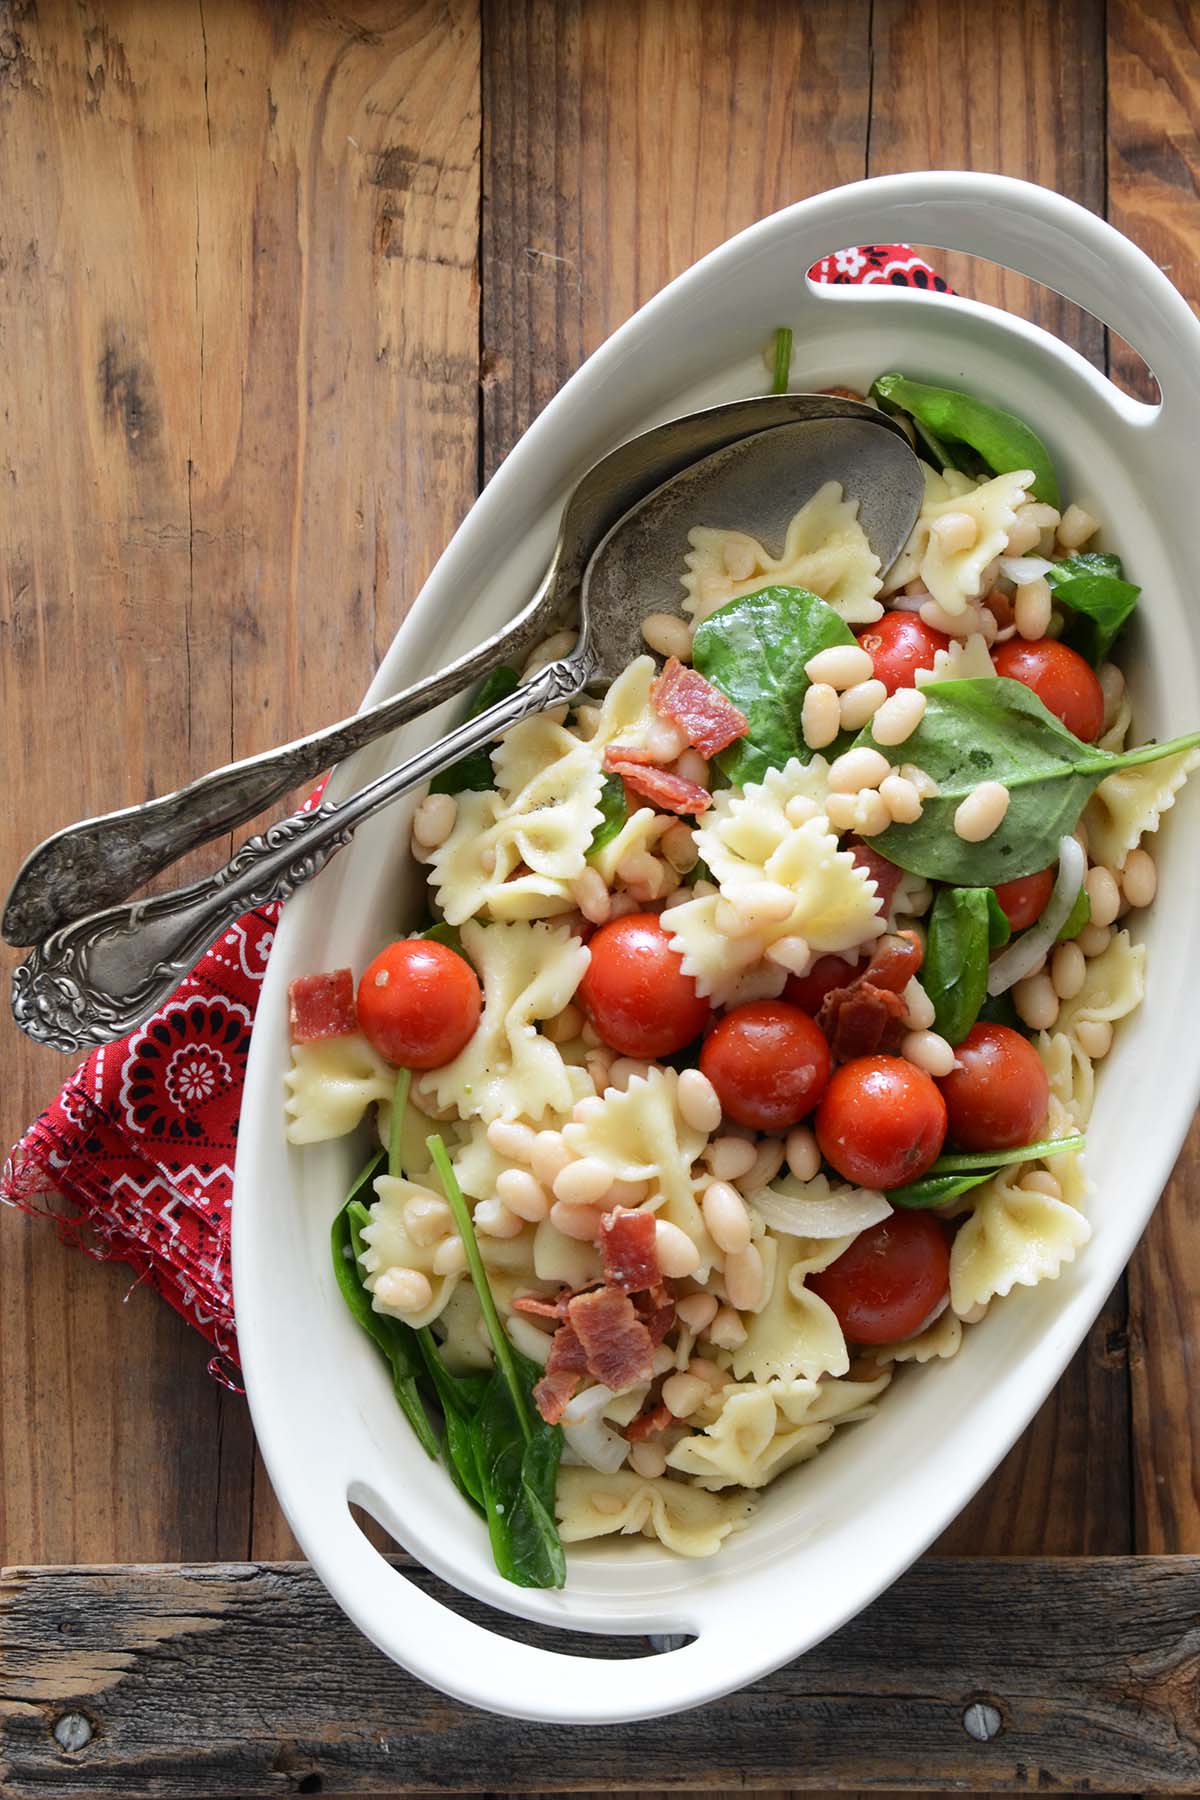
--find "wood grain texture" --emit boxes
[1,1557,1195,1795]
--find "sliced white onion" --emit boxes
[888,592,928,613]
[504,1312,553,1365]
[562,1382,617,1426]
[998,554,1055,585]
[752,1173,892,1239]
[562,1412,629,1474]
[986,834,1086,996]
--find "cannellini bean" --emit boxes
[531,1129,572,1188]
[677,1068,722,1134]
[655,1218,702,1278]
[675,748,710,788]
[1098,661,1126,730]
[520,629,578,681]
[542,1001,584,1044]
[553,1156,614,1207]
[1075,1018,1114,1058]
[785,793,820,826]
[662,1371,708,1418]
[661,822,699,872]
[432,1236,467,1276]
[571,866,611,925]
[641,611,693,661]
[474,1197,525,1239]
[839,678,888,730]
[854,789,890,837]
[824,793,861,832]
[899,762,940,799]
[616,849,667,899]
[786,1126,821,1182]
[804,643,875,689]
[1021,501,1062,533]
[930,510,978,553]
[1004,517,1043,557]
[1084,865,1121,928]
[1077,921,1112,958]
[676,1292,719,1333]
[1057,503,1099,550]
[487,1118,536,1164]
[573,1096,605,1125]
[589,1487,627,1515]
[412,792,458,848]
[880,773,923,824]
[496,1167,551,1223]
[643,718,690,762]
[902,1029,957,1077]
[651,1342,676,1376]
[584,1049,615,1094]
[573,702,603,739]
[706,1305,747,1349]
[1019,1170,1063,1199]
[801,681,842,750]
[920,597,981,636]
[715,897,760,939]
[549,1198,605,1241]
[608,1177,649,1207]
[828,746,891,793]
[706,1135,758,1181]
[954,780,1011,842]
[404,1195,453,1245]
[764,934,811,976]
[1050,941,1087,1001]
[688,1356,728,1389]
[723,1243,766,1311]
[727,880,796,928]
[628,1439,667,1478]
[374,1267,434,1313]
[1121,847,1157,908]
[1013,971,1059,1031]
[1015,577,1052,640]
[702,1180,752,1255]
[903,978,936,1031]
[871,686,927,746]
[609,1056,651,1090]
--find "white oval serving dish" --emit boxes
[233,171,1200,1724]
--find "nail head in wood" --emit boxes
[962,1700,1003,1741]
[51,1712,93,1752]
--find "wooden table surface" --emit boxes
[1,1,1199,1794]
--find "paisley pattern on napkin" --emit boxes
[0,246,945,1380]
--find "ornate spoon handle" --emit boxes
[11,654,591,1053]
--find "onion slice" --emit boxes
[752,1174,892,1239]
[562,1411,630,1474]
[998,554,1056,585]
[986,835,1085,997]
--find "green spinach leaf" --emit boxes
[1048,551,1125,584]
[1045,572,1141,664]
[429,665,520,795]
[588,773,628,857]
[870,373,1061,507]
[692,585,856,784]
[931,1134,1085,1173]
[422,920,466,959]
[771,326,793,395]
[856,676,1200,885]
[984,888,1012,949]
[923,887,991,1044]
[1056,886,1091,941]
[889,1169,994,1209]
[889,1132,1086,1208]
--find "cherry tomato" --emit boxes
[856,612,950,695]
[699,1000,832,1131]
[992,867,1056,933]
[784,954,858,1016]
[992,637,1105,741]
[937,1021,1050,1151]
[815,1055,947,1189]
[809,1213,950,1345]
[357,938,482,1070]
[578,912,711,1058]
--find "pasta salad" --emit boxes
[285,369,1200,1587]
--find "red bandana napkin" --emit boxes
[0,245,945,1383]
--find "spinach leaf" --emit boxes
[1045,571,1141,664]
[422,920,466,959]
[923,887,990,1044]
[870,373,1061,507]
[1057,886,1091,941]
[428,665,520,795]
[889,1169,994,1209]
[978,988,1022,1031]
[889,1132,1086,1208]
[1048,551,1125,584]
[931,1134,1085,1173]
[856,676,1200,885]
[587,773,627,857]
[984,888,1012,949]
[771,326,793,395]
[692,585,856,784]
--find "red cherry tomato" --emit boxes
[992,867,1056,933]
[856,613,951,695]
[809,1213,950,1345]
[992,637,1105,741]
[578,912,711,1058]
[815,1055,947,1189]
[784,954,858,1016]
[357,939,482,1070]
[937,1021,1050,1151]
[699,1000,832,1131]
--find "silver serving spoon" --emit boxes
[10,403,923,1053]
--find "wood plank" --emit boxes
[1107,0,1200,1558]
[0,0,481,1568]
[0,1557,1195,1795]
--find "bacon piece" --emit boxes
[847,840,905,916]
[862,930,923,994]
[599,1208,661,1294]
[603,753,712,817]
[651,658,749,758]
[511,1294,568,1321]
[633,1281,676,1345]
[625,1402,672,1442]
[818,981,909,1061]
[532,1320,590,1423]
[567,1286,655,1392]
[821,385,866,402]
[288,969,357,1043]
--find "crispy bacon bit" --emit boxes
[821,385,866,402]
[847,840,905,916]
[818,982,909,1060]
[982,586,1015,632]
[599,1208,661,1294]
[288,969,357,1043]
[634,1282,676,1345]
[567,1286,655,1392]
[532,1319,590,1423]
[511,1294,568,1321]
[625,1401,672,1442]
[863,930,924,994]
[651,658,749,758]
[604,754,712,817]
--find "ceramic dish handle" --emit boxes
[789,170,1200,425]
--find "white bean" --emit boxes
[723,1243,766,1311]
[642,718,690,763]
[828,746,891,793]
[929,509,978,553]
[705,1304,748,1348]
[706,1135,758,1181]
[661,822,698,872]
[1057,503,1099,550]
[954,780,1011,842]
[473,1197,525,1239]
[1019,1170,1063,1199]
[804,644,874,690]
[854,788,891,836]
[920,597,982,636]
[677,1068,722,1134]
[871,686,927,746]
[542,1001,584,1044]
[584,1049,614,1094]
[609,1056,651,1090]
[403,1195,453,1245]
[785,1126,820,1182]
[549,1199,604,1241]
[496,1167,551,1223]
[801,681,842,750]
[1014,577,1052,640]
[764,934,811,976]
[640,611,693,661]
[520,629,578,682]
[531,1130,571,1188]
[1050,941,1087,1001]
[839,678,888,731]
[903,977,936,1030]
[1098,661,1126,730]
[1003,517,1042,557]
[628,1440,667,1478]
[661,1372,708,1418]
[1121,847,1157,908]
[880,773,923,823]
[655,1218,702,1278]
[701,1180,752,1255]
[432,1236,466,1276]
[824,793,861,832]
[785,793,820,826]
[1075,1018,1114,1058]
[1084,865,1121,928]
[900,762,940,799]
[727,880,796,928]
[1013,971,1059,1031]
[676,1292,719,1333]
[487,1118,536,1164]
[374,1267,433,1313]
[571,866,611,925]
[616,849,667,899]
[553,1156,614,1207]
[902,1029,957,1077]
[1077,921,1112,958]
[412,792,458,849]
